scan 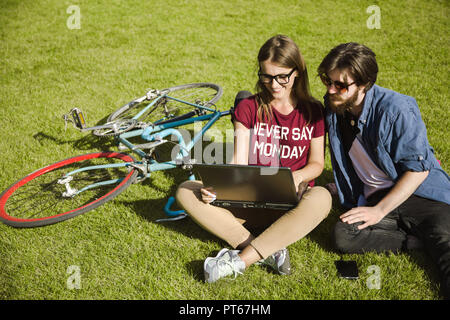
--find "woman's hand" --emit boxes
[297,181,309,200]
[291,136,325,194]
[200,187,216,204]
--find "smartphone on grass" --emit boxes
[335,260,359,280]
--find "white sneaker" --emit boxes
[256,248,291,275]
[204,248,246,283]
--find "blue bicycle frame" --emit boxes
[62,92,231,218]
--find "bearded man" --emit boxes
[318,42,450,299]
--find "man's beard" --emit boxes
[327,90,359,115]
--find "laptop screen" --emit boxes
[194,164,299,204]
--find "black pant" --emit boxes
[333,190,450,299]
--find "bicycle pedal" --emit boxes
[73,108,86,129]
[63,108,86,130]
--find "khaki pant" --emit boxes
[176,180,332,259]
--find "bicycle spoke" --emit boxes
[22,195,62,220]
[5,180,59,209]
[107,83,222,127]
[3,157,131,221]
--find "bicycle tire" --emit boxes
[107,83,223,125]
[0,152,138,228]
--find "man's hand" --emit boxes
[340,206,385,230]
[339,171,429,230]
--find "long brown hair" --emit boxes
[255,35,321,124]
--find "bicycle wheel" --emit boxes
[0,152,138,228]
[107,83,223,125]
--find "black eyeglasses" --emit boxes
[258,68,296,85]
[319,74,355,94]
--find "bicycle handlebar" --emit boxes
[164,196,186,217]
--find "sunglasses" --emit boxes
[319,74,355,93]
[258,68,296,85]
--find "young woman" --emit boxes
[176,35,332,283]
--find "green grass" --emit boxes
[0,0,448,300]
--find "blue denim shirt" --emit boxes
[326,84,450,208]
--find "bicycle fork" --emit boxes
[56,162,136,198]
[58,176,78,198]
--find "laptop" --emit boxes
[193,163,299,210]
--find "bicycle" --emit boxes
[0,83,230,228]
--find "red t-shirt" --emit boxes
[232,96,325,186]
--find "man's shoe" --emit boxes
[257,248,291,275]
[204,248,246,283]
